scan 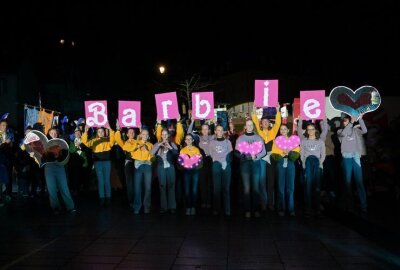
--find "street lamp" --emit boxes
[159,65,166,74]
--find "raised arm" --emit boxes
[156,123,162,142]
[251,113,262,135]
[319,119,328,140]
[297,119,305,139]
[270,107,282,138]
[81,130,93,148]
[114,130,125,148]
[175,122,184,145]
[187,120,195,134]
[108,129,115,146]
[358,117,368,135]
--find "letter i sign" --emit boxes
[254,80,278,107]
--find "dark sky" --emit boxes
[1,1,400,98]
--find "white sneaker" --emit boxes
[190,208,196,215]
[185,208,191,215]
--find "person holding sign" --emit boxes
[251,103,281,211]
[82,124,115,207]
[271,125,300,217]
[188,118,214,209]
[209,125,233,216]
[130,128,153,214]
[337,114,368,213]
[156,117,184,147]
[115,127,137,208]
[297,117,328,217]
[235,119,266,218]
[179,134,202,215]
[44,128,76,214]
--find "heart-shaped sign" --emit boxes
[237,141,263,155]
[275,135,300,151]
[24,130,69,167]
[178,154,202,169]
[329,85,381,119]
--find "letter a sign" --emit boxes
[85,100,108,127]
[118,101,141,128]
[300,90,325,120]
[192,92,214,120]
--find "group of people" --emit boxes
[0,104,369,218]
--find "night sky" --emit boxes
[1,1,400,104]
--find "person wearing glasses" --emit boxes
[297,116,328,217]
[180,134,202,215]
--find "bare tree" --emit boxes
[177,74,215,112]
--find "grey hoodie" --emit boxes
[337,118,367,155]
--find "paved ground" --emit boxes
[0,193,399,270]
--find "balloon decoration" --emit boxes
[275,135,301,151]
[23,130,69,167]
[237,141,263,155]
[329,85,381,119]
[178,154,202,169]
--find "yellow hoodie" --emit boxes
[82,129,115,153]
[180,145,201,157]
[130,140,153,161]
[251,111,281,144]
[114,130,137,159]
[156,122,184,146]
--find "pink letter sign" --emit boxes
[155,92,180,120]
[300,90,325,120]
[118,101,141,128]
[192,92,214,120]
[254,80,278,107]
[85,100,108,127]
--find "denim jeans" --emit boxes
[133,164,152,212]
[259,159,267,206]
[157,163,176,210]
[342,154,367,210]
[94,161,111,199]
[212,161,231,215]
[304,156,321,212]
[44,163,75,210]
[276,158,295,212]
[240,160,261,212]
[183,169,199,208]
[200,156,212,206]
[124,160,135,204]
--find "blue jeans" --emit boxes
[133,164,152,212]
[212,161,231,215]
[94,161,111,199]
[342,155,367,210]
[259,159,268,206]
[124,160,135,204]
[183,169,199,208]
[241,160,261,212]
[276,158,295,212]
[157,163,176,210]
[44,163,75,210]
[304,156,321,212]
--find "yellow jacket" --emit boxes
[251,111,281,144]
[130,140,153,161]
[114,130,137,159]
[272,137,300,157]
[156,122,184,146]
[82,129,115,153]
[180,146,201,157]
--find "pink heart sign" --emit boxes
[237,141,263,155]
[178,154,202,169]
[275,135,300,151]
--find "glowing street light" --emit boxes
[159,65,166,74]
[60,39,65,45]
